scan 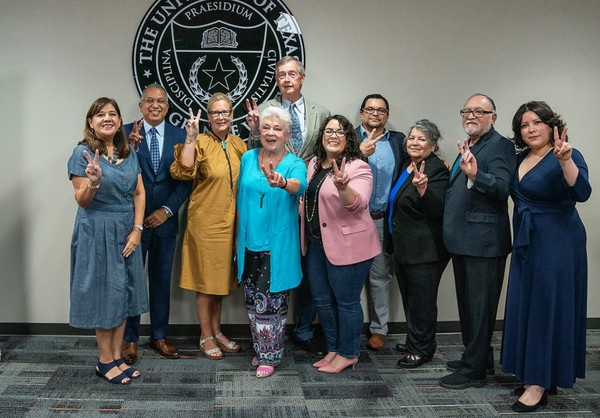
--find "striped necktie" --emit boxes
[289,104,303,154]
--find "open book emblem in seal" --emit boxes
[132,0,305,137]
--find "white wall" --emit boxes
[1,0,599,326]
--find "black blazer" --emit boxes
[125,121,192,237]
[443,127,517,257]
[385,153,449,265]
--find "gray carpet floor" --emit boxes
[1,331,599,417]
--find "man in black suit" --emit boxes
[122,84,191,363]
[356,94,405,351]
[439,93,516,389]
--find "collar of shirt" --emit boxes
[142,120,166,157]
[281,97,305,119]
[359,125,390,142]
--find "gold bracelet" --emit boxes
[87,180,100,189]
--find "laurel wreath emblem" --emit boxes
[189,55,248,103]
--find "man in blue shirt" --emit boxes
[356,94,405,351]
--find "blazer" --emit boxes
[251,95,330,163]
[300,157,381,265]
[443,127,517,257]
[384,153,449,265]
[355,127,407,182]
[125,121,192,237]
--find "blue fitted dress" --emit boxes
[68,144,148,329]
[501,148,591,388]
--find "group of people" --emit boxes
[68,56,591,413]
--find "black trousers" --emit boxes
[451,254,507,379]
[395,259,448,358]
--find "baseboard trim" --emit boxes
[2,319,600,337]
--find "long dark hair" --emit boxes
[512,101,567,149]
[79,97,130,158]
[312,115,362,172]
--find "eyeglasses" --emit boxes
[141,98,167,105]
[459,108,494,118]
[362,107,389,115]
[208,110,232,118]
[277,71,301,80]
[324,129,346,138]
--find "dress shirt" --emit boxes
[143,120,166,160]
[360,126,395,213]
[281,97,306,141]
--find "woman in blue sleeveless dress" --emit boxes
[501,101,591,412]
[68,97,148,384]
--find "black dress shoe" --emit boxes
[397,354,430,369]
[511,390,548,413]
[439,372,486,390]
[395,343,408,353]
[513,385,557,396]
[446,359,494,376]
[290,336,325,356]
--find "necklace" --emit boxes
[104,146,119,164]
[305,168,331,222]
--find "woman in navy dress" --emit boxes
[68,97,148,384]
[501,101,591,412]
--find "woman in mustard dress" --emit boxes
[170,93,246,359]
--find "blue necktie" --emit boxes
[450,155,461,178]
[149,127,160,173]
[289,104,303,154]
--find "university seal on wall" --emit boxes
[132,0,305,137]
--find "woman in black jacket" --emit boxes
[385,119,449,368]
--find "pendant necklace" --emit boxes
[258,149,286,208]
[104,146,119,164]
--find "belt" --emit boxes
[370,211,385,220]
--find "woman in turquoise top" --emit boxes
[236,106,307,378]
[68,97,147,385]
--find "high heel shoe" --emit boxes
[318,357,358,374]
[312,353,336,368]
[511,390,548,413]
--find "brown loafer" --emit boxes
[367,333,385,351]
[121,341,138,364]
[149,339,181,359]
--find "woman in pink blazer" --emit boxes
[300,115,381,373]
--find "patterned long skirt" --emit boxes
[242,250,291,367]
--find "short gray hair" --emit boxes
[405,119,442,152]
[260,106,292,135]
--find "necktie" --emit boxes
[149,127,160,173]
[289,104,303,154]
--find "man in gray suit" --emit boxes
[439,93,516,389]
[246,56,329,356]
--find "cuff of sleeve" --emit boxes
[162,206,173,217]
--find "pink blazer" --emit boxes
[300,157,381,265]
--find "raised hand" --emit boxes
[411,160,428,197]
[83,149,102,185]
[457,138,477,180]
[359,128,385,157]
[186,107,201,140]
[245,98,260,136]
[553,126,571,161]
[332,157,349,190]
[261,161,286,188]
[128,119,144,147]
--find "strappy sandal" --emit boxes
[114,358,141,379]
[95,360,130,384]
[199,336,223,360]
[215,332,241,353]
[256,365,275,378]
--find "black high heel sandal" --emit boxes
[95,360,130,384]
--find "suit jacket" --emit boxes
[300,158,381,265]
[384,153,449,264]
[443,127,517,257]
[250,95,330,163]
[125,121,192,237]
[355,127,407,196]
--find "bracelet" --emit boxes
[86,180,100,189]
[133,224,144,231]
[280,177,288,189]
[185,137,198,144]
